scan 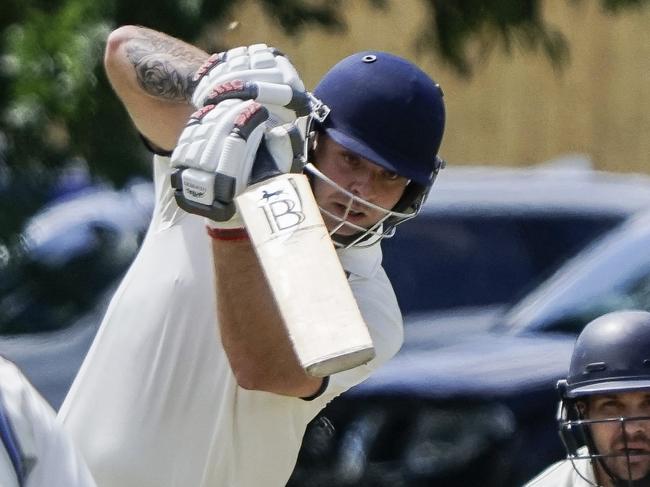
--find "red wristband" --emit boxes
[206,226,249,241]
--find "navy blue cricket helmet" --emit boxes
[306,51,446,247]
[313,51,445,187]
[564,310,650,398]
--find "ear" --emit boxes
[576,400,589,419]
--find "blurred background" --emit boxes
[1,1,649,486]
[222,1,650,173]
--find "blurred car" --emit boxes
[379,160,650,351]
[289,207,650,487]
[0,179,153,407]
[0,159,649,421]
[385,159,650,315]
[0,178,154,333]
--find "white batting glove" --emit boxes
[192,44,307,125]
[170,100,304,229]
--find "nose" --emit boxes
[624,417,650,439]
[348,171,378,201]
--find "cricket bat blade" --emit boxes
[236,173,375,377]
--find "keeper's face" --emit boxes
[310,133,408,236]
[582,392,650,484]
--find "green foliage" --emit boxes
[418,0,568,76]
[0,0,345,191]
[256,0,344,35]
[0,0,648,206]
[4,2,112,158]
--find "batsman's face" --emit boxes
[584,392,650,484]
[311,134,408,235]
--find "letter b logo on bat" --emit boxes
[236,172,375,377]
[256,179,306,234]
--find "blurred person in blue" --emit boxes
[0,356,95,486]
[58,26,446,487]
[525,310,650,487]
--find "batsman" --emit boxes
[58,26,446,486]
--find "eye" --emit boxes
[381,170,401,181]
[340,151,361,167]
[599,401,623,415]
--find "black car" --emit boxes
[1,162,649,424]
[384,162,650,314]
[0,179,154,407]
[290,207,650,487]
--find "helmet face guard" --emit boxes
[556,310,650,487]
[303,161,441,248]
[558,395,650,486]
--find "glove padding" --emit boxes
[173,43,309,228]
[192,44,307,125]
[170,99,304,228]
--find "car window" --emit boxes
[542,269,650,335]
[501,211,650,335]
[382,214,623,315]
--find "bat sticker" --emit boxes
[256,178,306,234]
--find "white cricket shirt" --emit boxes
[0,357,96,487]
[524,453,598,487]
[58,155,403,487]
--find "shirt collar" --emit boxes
[337,243,383,279]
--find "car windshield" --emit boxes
[382,212,624,315]
[497,211,650,335]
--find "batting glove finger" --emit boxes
[171,100,269,224]
[191,44,305,112]
[201,79,311,122]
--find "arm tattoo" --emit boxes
[125,30,206,103]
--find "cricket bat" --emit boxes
[235,145,376,377]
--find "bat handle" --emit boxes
[249,140,282,185]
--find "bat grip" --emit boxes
[249,139,282,185]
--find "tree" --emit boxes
[0,0,648,229]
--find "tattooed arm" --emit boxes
[104,26,209,151]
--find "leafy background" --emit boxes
[1,0,648,241]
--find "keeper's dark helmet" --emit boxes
[306,51,446,247]
[557,310,650,486]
